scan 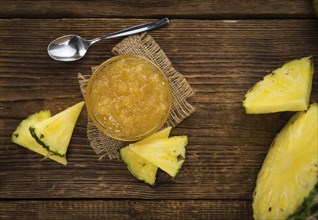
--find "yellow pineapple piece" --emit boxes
[29,101,84,156]
[253,103,318,219]
[129,136,188,177]
[12,110,67,165]
[243,57,314,114]
[120,127,171,185]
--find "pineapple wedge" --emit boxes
[120,127,171,185]
[253,103,318,220]
[243,57,314,114]
[129,136,188,177]
[12,110,67,165]
[30,101,84,156]
[136,127,172,145]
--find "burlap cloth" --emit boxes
[78,33,195,159]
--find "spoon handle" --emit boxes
[90,18,169,44]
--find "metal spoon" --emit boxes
[47,18,169,62]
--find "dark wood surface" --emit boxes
[1,1,318,219]
[0,200,252,219]
[1,0,316,19]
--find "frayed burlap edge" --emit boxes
[78,33,195,159]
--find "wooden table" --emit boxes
[1,1,317,219]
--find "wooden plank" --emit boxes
[0,0,316,19]
[0,199,252,219]
[0,19,318,200]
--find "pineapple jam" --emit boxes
[86,55,172,141]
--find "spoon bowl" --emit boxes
[47,18,169,62]
[48,35,91,61]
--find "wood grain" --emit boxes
[1,19,317,203]
[0,199,252,219]
[1,15,318,220]
[0,0,316,19]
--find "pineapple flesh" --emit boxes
[253,103,318,219]
[120,127,171,185]
[243,57,314,114]
[11,110,67,165]
[29,101,84,156]
[120,147,158,185]
[129,136,188,177]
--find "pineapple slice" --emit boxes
[314,0,318,18]
[129,136,188,177]
[120,127,171,185]
[136,126,172,145]
[253,103,318,220]
[30,101,84,156]
[243,57,314,114]
[11,110,67,165]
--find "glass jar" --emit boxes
[86,54,172,141]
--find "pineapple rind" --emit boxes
[120,127,171,185]
[253,103,318,219]
[243,57,314,114]
[287,182,318,220]
[29,101,84,156]
[129,136,187,177]
[11,110,67,165]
